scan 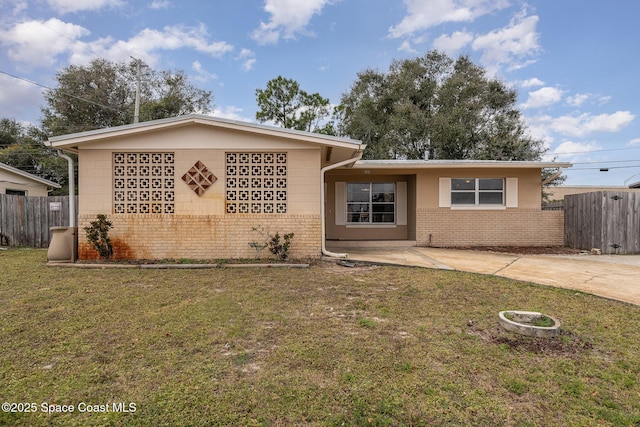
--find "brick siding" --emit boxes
[78,214,321,260]
[416,208,564,247]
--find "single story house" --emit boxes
[48,114,571,260]
[0,162,61,196]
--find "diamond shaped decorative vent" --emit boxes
[182,161,217,196]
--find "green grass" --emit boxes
[1,248,640,426]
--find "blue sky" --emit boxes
[1,0,639,186]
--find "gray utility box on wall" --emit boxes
[47,227,78,262]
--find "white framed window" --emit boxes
[346,182,395,224]
[451,178,504,206]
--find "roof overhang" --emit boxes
[350,160,572,170]
[47,114,365,161]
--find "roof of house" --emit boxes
[46,114,572,171]
[48,114,365,152]
[352,159,572,169]
[0,162,61,188]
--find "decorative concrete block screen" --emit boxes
[225,152,287,214]
[113,152,175,214]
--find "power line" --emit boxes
[553,146,639,155]
[568,164,640,171]
[0,69,124,113]
[571,159,640,165]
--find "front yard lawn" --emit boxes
[1,248,639,426]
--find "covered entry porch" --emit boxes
[324,167,417,243]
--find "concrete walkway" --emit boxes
[327,245,640,306]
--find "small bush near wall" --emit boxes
[83,214,113,260]
[269,232,295,261]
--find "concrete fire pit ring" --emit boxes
[499,310,561,338]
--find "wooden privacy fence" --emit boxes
[0,195,77,248]
[564,191,640,254]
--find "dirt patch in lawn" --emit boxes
[469,326,594,357]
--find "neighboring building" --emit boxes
[0,162,61,196]
[546,185,640,201]
[48,114,572,260]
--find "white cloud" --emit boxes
[398,39,418,54]
[585,111,635,133]
[6,1,28,16]
[126,24,233,58]
[432,31,473,54]
[45,0,123,14]
[0,18,90,68]
[520,86,564,109]
[597,95,612,105]
[388,0,509,38]
[528,111,635,138]
[236,49,256,71]
[629,138,640,146]
[149,1,171,9]
[192,61,218,83]
[566,93,589,107]
[0,74,43,122]
[0,18,234,71]
[521,77,544,88]
[566,93,612,107]
[251,0,333,45]
[472,11,540,71]
[552,140,601,159]
[211,106,254,123]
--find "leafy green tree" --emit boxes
[339,51,546,162]
[0,118,22,148]
[41,59,214,137]
[140,69,213,121]
[256,76,331,133]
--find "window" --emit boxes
[347,182,395,224]
[451,178,504,205]
[5,189,26,196]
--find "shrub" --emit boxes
[83,214,113,260]
[268,232,294,261]
[248,226,269,258]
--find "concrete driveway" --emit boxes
[327,245,640,306]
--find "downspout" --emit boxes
[57,150,76,227]
[542,167,563,185]
[321,150,364,258]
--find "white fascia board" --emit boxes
[352,160,572,169]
